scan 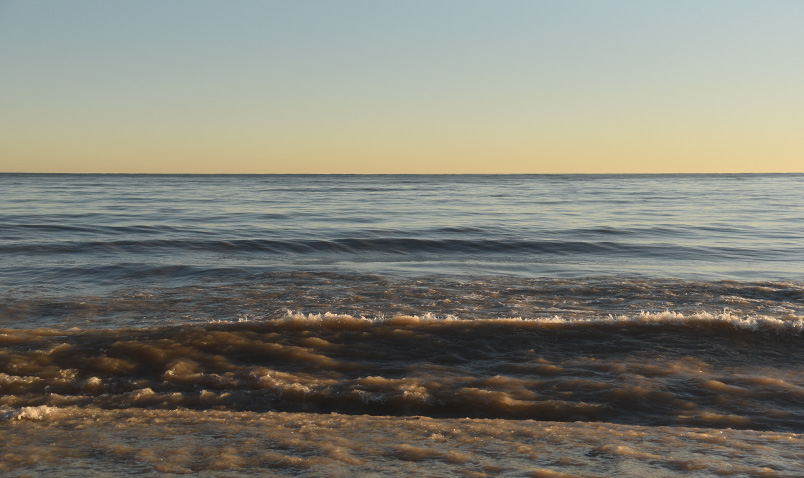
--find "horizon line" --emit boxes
[2,171,803,176]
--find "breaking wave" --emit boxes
[274,309,804,335]
[3,307,804,432]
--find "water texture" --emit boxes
[1,173,803,477]
[2,174,803,297]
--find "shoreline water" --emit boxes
[5,407,802,477]
[2,174,803,476]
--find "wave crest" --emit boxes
[273,310,804,335]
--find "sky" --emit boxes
[1,1,803,174]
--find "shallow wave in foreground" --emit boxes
[3,308,804,435]
[3,407,801,477]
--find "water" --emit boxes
[2,173,804,477]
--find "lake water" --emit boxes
[2,173,803,477]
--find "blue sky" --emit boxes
[2,1,803,173]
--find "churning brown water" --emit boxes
[3,286,804,477]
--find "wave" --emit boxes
[2,309,804,431]
[3,274,802,330]
[3,308,803,336]
[3,237,796,261]
[273,310,804,335]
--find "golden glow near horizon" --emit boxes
[1,1,803,174]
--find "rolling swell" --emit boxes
[1,236,793,261]
[4,174,804,288]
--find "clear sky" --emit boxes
[1,1,802,173]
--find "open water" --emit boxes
[1,173,804,477]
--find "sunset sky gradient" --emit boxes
[2,1,802,173]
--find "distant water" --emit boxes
[2,173,804,477]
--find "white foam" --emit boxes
[275,310,804,334]
[4,405,60,421]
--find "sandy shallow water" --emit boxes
[3,406,802,477]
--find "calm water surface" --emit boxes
[2,174,802,295]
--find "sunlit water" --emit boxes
[2,174,803,476]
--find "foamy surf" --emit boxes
[2,306,803,433]
[275,309,804,335]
